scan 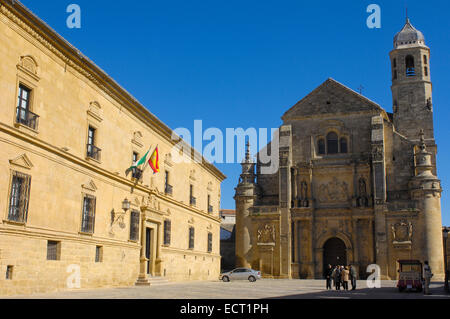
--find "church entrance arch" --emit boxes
[323,237,347,270]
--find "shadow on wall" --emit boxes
[220,225,236,272]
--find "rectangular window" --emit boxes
[8,171,31,223]
[6,266,13,280]
[129,210,140,241]
[86,127,101,160]
[164,171,172,195]
[189,185,196,206]
[16,85,39,130]
[132,152,139,165]
[95,246,103,263]
[81,195,96,234]
[189,227,195,250]
[207,232,213,253]
[164,220,171,246]
[424,67,428,77]
[47,241,60,261]
[208,195,213,213]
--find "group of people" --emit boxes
[325,264,357,291]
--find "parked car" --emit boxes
[397,260,423,292]
[220,268,261,282]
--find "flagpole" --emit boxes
[141,145,153,172]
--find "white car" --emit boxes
[220,268,261,282]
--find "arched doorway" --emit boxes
[323,238,347,271]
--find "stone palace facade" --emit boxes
[0,0,225,296]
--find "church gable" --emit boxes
[282,78,386,120]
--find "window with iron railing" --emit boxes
[164,220,171,245]
[164,171,173,195]
[47,241,60,261]
[190,196,197,206]
[189,227,195,250]
[129,210,140,242]
[16,85,39,130]
[86,126,101,161]
[81,195,96,234]
[207,232,213,253]
[8,171,31,223]
[95,246,103,263]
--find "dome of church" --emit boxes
[394,18,426,49]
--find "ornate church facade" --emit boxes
[235,18,445,280]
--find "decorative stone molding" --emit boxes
[81,180,97,192]
[17,55,40,82]
[317,177,349,204]
[9,154,33,170]
[257,224,276,244]
[131,131,143,148]
[391,221,413,244]
[87,101,103,122]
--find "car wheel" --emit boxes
[222,276,230,282]
[248,276,256,282]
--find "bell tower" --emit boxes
[390,18,434,141]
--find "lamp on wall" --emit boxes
[111,198,130,227]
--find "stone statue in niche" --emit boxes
[426,98,433,111]
[257,224,276,244]
[392,221,413,243]
[299,181,309,207]
[357,178,369,207]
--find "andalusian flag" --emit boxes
[149,147,160,174]
[125,149,150,177]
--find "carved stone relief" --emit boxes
[257,224,276,244]
[317,177,349,204]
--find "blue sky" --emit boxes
[20,0,450,225]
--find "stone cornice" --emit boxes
[0,0,226,182]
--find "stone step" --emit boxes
[135,276,170,287]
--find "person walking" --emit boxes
[334,266,341,291]
[349,264,357,290]
[423,261,433,295]
[342,266,350,291]
[325,264,333,290]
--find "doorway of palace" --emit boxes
[145,227,152,275]
[323,237,347,271]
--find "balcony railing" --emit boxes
[190,196,197,206]
[208,205,213,213]
[16,107,39,130]
[165,184,173,196]
[86,144,101,161]
[131,168,143,180]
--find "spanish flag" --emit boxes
[149,146,160,174]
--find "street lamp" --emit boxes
[444,228,449,293]
[122,198,131,212]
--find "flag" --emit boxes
[149,147,160,174]
[125,149,150,176]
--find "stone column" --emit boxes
[278,125,292,278]
[371,116,390,279]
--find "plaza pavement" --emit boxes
[3,279,450,299]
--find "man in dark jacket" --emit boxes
[349,264,357,290]
[325,264,333,290]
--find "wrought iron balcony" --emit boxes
[190,196,197,206]
[16,107,39,130]
[208,205,213,213]
[165,184,173,196]
[86,144,101,161]
[131,168,143,180]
